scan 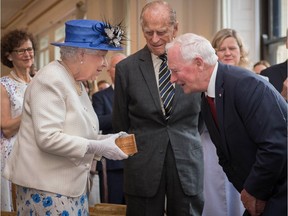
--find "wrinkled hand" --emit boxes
[87,132,128,160]
[241,189,266,216]
[281,78,288,101]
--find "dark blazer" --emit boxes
[92,86,114,134]
[92,86,123,170]
[113,46,203,197]
[260,60,287,93]
[202,62,287,216]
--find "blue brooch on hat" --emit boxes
[51,19,126,51]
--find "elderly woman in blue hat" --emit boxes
[3,19,127,215]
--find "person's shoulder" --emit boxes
[0,75,11,83]
[261,60,287,76]
[92,86,112,99]
[118,46,148,66]
[92,89,105,98]
[219,63,249,78]
[0,76,15,92]
[220,63,261,86]
[32,61,67,87]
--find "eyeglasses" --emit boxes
[12,47,34,55]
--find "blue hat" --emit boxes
[51,19,125,51]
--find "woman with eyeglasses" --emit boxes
[0,29,36,211]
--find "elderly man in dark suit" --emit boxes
[112,1,204,216]
[92,53,127,204]
[166,33,287,216]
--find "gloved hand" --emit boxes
[97,131,128,140]
[87,132,128,160]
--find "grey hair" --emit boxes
[60,46,79,61]
[60,46,101,60]
[166,33,218,65]
[140,1,177,27]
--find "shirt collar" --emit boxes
[151,53,162,62]
[207,62,219,98]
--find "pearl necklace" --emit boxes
[60,61,83,96]
[10,71,31,84]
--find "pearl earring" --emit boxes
[80,60,83,64]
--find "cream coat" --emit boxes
[3,61,99,197]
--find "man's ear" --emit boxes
[194,57,204,67]
[194,57,205,71]
[172,22,179,38]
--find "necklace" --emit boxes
[60,61,83,96]
[10,71,31,84]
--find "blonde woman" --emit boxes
[212,28,251,69]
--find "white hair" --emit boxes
[60,46,101,61]
[60,46,79,61]
[166,33,218,65]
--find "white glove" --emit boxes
[87,132,128,160]
[97,131,128,140]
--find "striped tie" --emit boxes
[159,54,175,119]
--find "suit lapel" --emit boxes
[137,46,181,119]
[215,63,230,160]
[215,67,224,134]
[280,60,287,81]
[138,46,163,113]
[201,94,223,153]
[170,84,181,115]
[139,46,181,115]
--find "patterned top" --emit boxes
[1,75,28,211]
[0,75,28,171]
[1,75,28,117]
[0,76,27,172]
[1,75,28,106]
[0,76,27,168]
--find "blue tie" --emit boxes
[159,54,175,119]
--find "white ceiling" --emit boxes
[1,0,32,29]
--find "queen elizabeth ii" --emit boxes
[3,19,127,215]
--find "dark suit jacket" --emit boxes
[92,86,123,171]
[202,62,287,215]
[260,60,287,93]
[113,46,203,197]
